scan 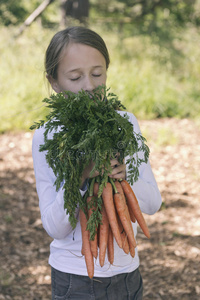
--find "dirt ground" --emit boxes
[0,118,200,300]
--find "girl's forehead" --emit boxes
[59,43,106,70]
[62,42,98,56]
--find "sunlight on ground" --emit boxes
[28,266,51,285]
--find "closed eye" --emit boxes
[93,74,101,77]
[70,77,81,81]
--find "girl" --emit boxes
[32,26,162,300]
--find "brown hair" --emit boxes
[45,26,110,80]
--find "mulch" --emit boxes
[0,118,199,299]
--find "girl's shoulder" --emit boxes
[32,125,54,146]
[32,126,45,143]
[32,122,59,143]
[117,110,135,118]
[116,110,140,132]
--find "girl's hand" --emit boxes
[80,161,98,189]
[81,157,126,189]
[109,158,126,180]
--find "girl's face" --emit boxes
[50,43,107,94]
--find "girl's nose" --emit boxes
[83,76,95,92]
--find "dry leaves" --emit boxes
[0,118,199,299]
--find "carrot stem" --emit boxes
[89,177,95,197]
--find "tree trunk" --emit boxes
[60,0,68,28]
[16,0,54,36]
[61,0,89,25]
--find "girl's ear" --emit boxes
[46,74,61,93]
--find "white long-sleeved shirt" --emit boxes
[32,111,162,277]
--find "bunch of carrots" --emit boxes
[80,177,150,278]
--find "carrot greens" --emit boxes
[30,85,149,231]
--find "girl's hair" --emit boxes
[45,26,110,80]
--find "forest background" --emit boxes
[1,0,200,132]
[0,1,200,299]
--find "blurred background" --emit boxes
[0,2,200,300]
[1,0,200,132]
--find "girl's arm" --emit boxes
[120,111,162,215]
[32,128,86,240]
[128,158,162,215]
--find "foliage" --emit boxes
[0,24,52,133]
[1,0,200,31]
[106,27,200,120]
[90,0,200,31]
[0,0,60,27]
[0,0,28,26]
[30,86,149,230]
[1,22,200,133]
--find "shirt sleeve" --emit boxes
[124,112,162,215]
[32,128,87,240]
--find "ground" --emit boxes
[0,118,199,300]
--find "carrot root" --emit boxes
[107,226,114,264]
[102,182,123,248]
[80,209,94,278]
[87,195,98,258]
[114,180,136,223]
[99,202,109,267]
[120,180,150,239]
[114,181,137,248]
[117,216,130,254]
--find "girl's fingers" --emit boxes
[110,172,126,180]
[89,169,99,178]
[110,157,125,168]
[110,158,120,168]
[109,164,126,179]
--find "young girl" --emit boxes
[32,26,162,300]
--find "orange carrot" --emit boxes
[97,223,100,249]
[126,200,136,223]
[114,180,136,223]
[81,247,85,256]
[128,238,136,258]
[107,226,114,264]
[117,216,129,254]
[120,180,150,239]
[79,209,94,278]
[99,202,109,267]
[86,178,98,258]
[102,182,122,248]
[113,182,136,249]
[87,195,98,259]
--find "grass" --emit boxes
[142,126,179,149]
[1,23,200,132]
[154,127,179,148]
[0,24,50,132]
[105,30,200,120]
